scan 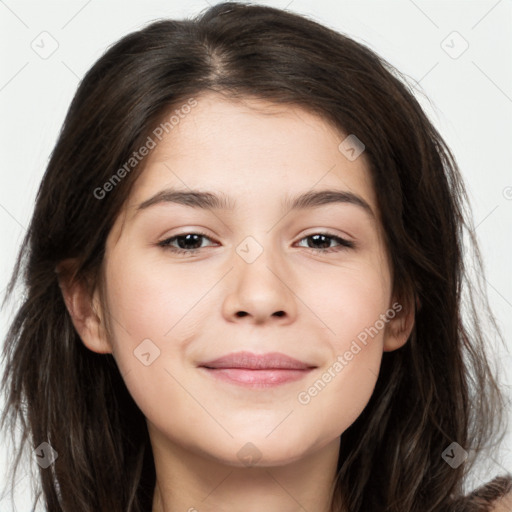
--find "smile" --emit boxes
[198,351,317,388]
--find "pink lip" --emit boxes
[198,351,316,388]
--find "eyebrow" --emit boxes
[135,188,374,218]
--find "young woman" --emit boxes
[1,2,511,511]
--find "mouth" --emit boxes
[198,351,317,388]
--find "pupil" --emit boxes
[178,234,202,249]
[310,234,330,249]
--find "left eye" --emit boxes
[296,233,355,252]
[157,231,355,255]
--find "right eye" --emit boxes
[157,231,218,255]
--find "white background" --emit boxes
[1,1,511,510]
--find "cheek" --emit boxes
[100,252,194,399]
[104,251,201,342]
[296,351,382,447]
[293,263,390,430]
[307,256,391,347]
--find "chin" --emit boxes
[200,433,314,468]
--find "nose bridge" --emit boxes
[223,232,297,323]
[235,232,286,297]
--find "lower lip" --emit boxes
[200,367,314,388]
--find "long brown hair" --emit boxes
[1,2,510,511]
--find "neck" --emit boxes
[149,426,340,512]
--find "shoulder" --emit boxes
[464,476,512,512]
[489,491,512,512]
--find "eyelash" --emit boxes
[157,230,355,255]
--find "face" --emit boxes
[79,92,409,467]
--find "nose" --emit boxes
[222,251,298,325]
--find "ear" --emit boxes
[56,259,112,354]
[382,294,418,352]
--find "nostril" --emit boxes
[236,311,249,317]
[273,311,285,317]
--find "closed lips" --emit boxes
[199,351,316,370]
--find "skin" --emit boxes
[492,493,512,512]
[60,92,414,512]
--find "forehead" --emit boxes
[117,92,379,230]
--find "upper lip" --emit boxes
[199,351,316,370]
